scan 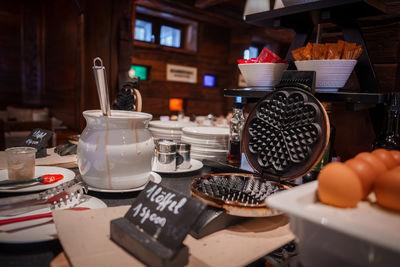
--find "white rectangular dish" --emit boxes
[266,181,400,267]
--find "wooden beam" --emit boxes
[133,0,247,28]
[195,0,230,9]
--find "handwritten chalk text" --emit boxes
[145,185,187,214]
[132,203,166,227]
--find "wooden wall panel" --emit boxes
[362,22,400,64]
[0,2,22,109]
[374,63,399,92]
[43,0,81,129]
[82,0,113,113]
[131,18,232,118]
[330,104,376,160]
[21,1,43,105]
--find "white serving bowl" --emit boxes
[294,59,357,91]
[266,181,400,267]
[238,63,288,87]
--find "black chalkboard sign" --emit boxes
[124,181,206,251]
[22,128,54,158]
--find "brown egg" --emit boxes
[372,149,397,170]
[318,162,363,208]
[374,167,400,212]
[345,158,376,199]
[355,152,387,175]
[390,150,400,166]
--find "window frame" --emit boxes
[133,6,198,53]
[135,13,186,49]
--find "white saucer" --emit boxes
[0,196,106,244]
[88,172,162,193]
[152,159,203,174]
[0,166,76,193]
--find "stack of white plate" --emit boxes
[149,120,197,141]
[181,126,229,161]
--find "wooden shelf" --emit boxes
[244,0,384,28]
[237,0,387,133]
[224,88,385,108]
[241,0,386,95]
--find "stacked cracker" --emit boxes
[292,40,363,61]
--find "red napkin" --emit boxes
[238,48,289,64]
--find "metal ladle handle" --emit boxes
[93,57,111,116]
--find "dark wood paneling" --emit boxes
[330,104,376,160]
[44,0,81,129]
[362,22,400,64]
[21,1,43,105]
[374,63,399,92]
[82,0,113,113]
[0,2,22,109]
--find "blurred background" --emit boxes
[0,0,400,160]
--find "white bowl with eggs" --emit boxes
[294,59,357,92]
[266,181,400,267]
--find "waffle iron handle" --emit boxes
[202,159,254,174]
[276,70,316,94]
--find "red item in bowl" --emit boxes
[256,47,281,63]
[237,58,257,64]
[238,48,288,64]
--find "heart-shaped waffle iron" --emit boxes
[243,87,330,181]
[191,86,330,217]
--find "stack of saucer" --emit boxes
[181,126,229,161]
[149,120,196,141]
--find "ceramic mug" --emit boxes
[77,110,154,190]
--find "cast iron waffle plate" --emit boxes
[191,87,329,217]
[242,87,330,181]
[191,173,288,217]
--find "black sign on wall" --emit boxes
[124,181,206,251]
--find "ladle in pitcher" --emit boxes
[93,57,111,116]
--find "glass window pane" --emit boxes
[135,19,152,42]
[249,46,258,59]
[243,46,259,59]
[243,49,250,59]
[160,25,181,48]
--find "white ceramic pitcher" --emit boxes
[77,110,154,190]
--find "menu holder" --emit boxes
[21,128,54,158]
[110,181,206,267]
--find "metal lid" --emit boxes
[241,87,330,181]
[156,140,176,153]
